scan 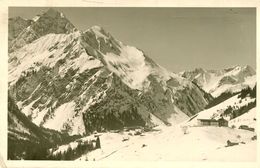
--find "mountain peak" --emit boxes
[194,67,206,73]
[224,65,255,74]
[44,8,65,18]
[242,65,255,75]
[233,65,242,70]
[243,65,254,70]
[91,25,103,31]
[86,25,110,39]
[36,8,76,33]
[9,8,77,52]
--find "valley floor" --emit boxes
[73,125,256,161]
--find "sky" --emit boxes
[9,7,256,72]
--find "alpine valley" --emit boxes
[8,8,257,161]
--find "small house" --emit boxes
[198,119,219,126]
[197,118,228,127]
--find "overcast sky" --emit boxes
[9,7,256,72]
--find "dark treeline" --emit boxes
[205,92,239,109]
[221,85,256,119]
[223,100,256,119]
[205,84,256,109]
[8,94,81,160]
[238,85,256,99]
[8,133,81,160]
[9,135,100,160]
[47,139,99,160]
[83,105,146,133]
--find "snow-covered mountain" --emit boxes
[8,8,212,135]
[9,8,76,52]
[180,65,256,97]
[8,8,257,162]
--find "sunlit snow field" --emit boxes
[50,123,256,161]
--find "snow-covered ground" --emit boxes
[229,107,256,129]
[52,124,256,161]
[50,93,257,162]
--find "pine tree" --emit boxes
[96,136,101,149]
[250,85,256,98]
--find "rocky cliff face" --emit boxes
[8,16,33,44]
[180,65,256,97]
[9,8,76,52]
[8,9,212,135]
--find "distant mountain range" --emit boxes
[180,65,255,97]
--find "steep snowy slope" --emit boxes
[8,8,212,135]
[180,66,256,97]
[229,107,256,129]
[8,95,79,159]
[186,91,256,127]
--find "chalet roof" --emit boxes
[198,118,228,122]
[198,118,218,122]
[217,117,228,121]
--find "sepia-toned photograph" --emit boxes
[1,1,258,167]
